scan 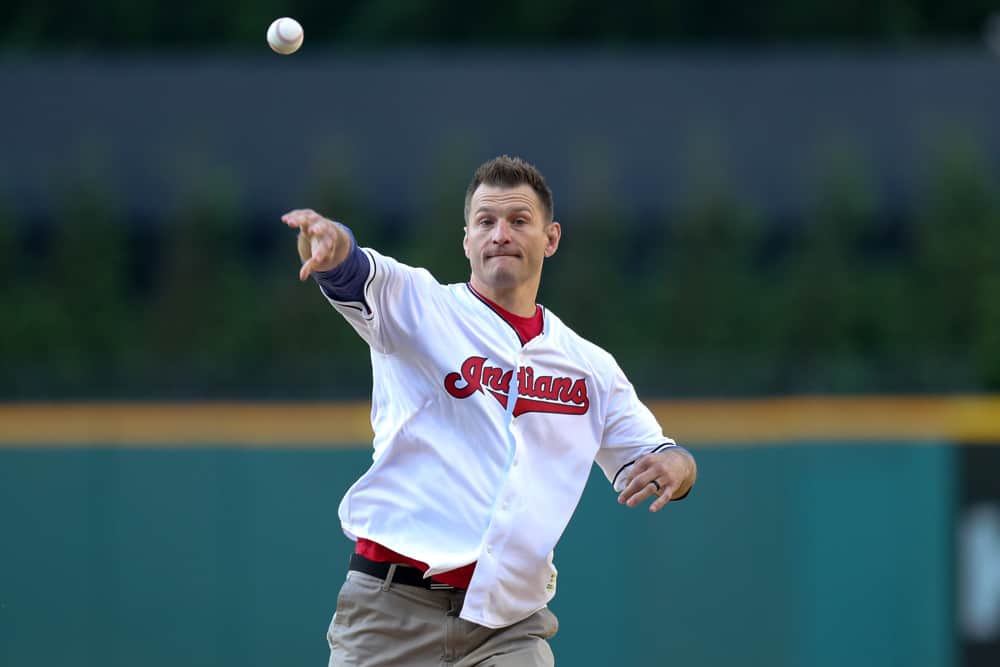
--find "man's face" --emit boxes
[463,184,561,293]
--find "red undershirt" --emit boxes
[357,286,544,589]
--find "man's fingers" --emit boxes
[297,231,312,263]
[616,456,653,503]
[301,233,340,280]
[619,476,675,510]
[621,482,657,508]
[286,209,341,278]
[617,469,658,507]
[299,257,316,281]
[306,219,332,236]
[282,209,308,227]
[282,208,322,229]
[616,451,683,510]
[312,236,335,263]
[648,483,678,512]
[299,255,325,281]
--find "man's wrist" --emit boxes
[665,445,696,498]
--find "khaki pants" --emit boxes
[327,570,559,667]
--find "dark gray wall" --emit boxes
[3,49,999,221]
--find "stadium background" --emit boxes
[2,2,1000,665]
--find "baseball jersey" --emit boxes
[319,241,675,629]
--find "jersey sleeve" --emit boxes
[318,246,439,355]
[593,361,676,493]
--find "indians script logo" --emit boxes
[444,356,590,416]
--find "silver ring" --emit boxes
[648,479,661,495]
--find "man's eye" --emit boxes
[479,219,493,226]
[514,218,527,225]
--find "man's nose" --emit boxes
[490,219,512,243]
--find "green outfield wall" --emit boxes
[0,441,956,667]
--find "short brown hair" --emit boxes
[464,155,554,222]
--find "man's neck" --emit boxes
[468,277,539,318]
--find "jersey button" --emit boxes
[486,545,493,555]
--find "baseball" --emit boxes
[267,17,304,55]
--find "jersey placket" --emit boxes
[463,335,540,625]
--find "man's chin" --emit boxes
[475,269,520,290]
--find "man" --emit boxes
[283,155,697,667]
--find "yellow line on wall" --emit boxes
[0,402,374,448]
[0,397,998,448]
[648,396,1000,445]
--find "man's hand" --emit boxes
[617,446,697,512]
[281,209,351,281]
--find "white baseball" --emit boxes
[267,17,304,55]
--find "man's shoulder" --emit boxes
[541,308,619,367]
[363,248,449,289]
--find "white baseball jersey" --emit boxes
[323,247,675,628]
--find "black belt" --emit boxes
[349,553,464,591]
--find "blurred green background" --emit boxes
[0,0,999,400]
[2,2,1000,666]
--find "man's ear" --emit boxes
[462,226,470,258]
[544,221,562,258]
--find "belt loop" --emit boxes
[381,563,397,592]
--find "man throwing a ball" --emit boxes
[283,155,697,666]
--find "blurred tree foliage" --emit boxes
[910,136,1000,388]
[1,133,998,399]
[543,141,634,356]
[0,0,996,48]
